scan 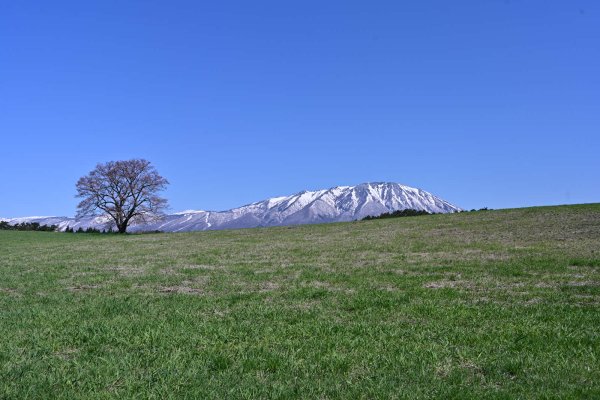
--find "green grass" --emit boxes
[1,204,600,399]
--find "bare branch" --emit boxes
[75,159,169,233]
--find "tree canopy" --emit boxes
[75,159,169,233]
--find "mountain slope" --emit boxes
[2,182,460,232]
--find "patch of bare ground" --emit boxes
[573,294,600,306]
[534,282,556,288]
[0,288,19,296]
[158,285,203,295]
[17,268,35,275]
[524,297,542,305]
[435,358,485,380]
[465,296,523,307]
[424,277,529,292]
[534,281,600,289]
[160,267,182,275]
[407,250,511,263]
[423,280,469,289]
[253,268,274,274]
[304,281,355,294]
[191,275,210,284]
[155,276,209,295]
[252,270,300,283]
[346,252,399,268]
[160,264,227,276]
[183,264,225,271]
[71,271,97,277]
[575,293,598,298]
[105,377,124,393]
[568,265,598,271]
[107,266,145,276]
[258,281,280,292]
[66,284,100,291]
[566,281,600,287]
[377,284,401,292]
[389,267,447,277]
[211,308,229,317]
[53,348,79,360]
[292,299,322,310]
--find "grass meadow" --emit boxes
[1,204,599,398]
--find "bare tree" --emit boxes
[76,159,169,233]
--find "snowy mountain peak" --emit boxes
[172,210,206,215]
[3,182,460,232]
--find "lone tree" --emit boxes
[76,159,169,233]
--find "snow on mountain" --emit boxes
[2,182,461,232]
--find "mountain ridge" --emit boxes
[1,182,461,232]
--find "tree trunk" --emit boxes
[117,223,127,233]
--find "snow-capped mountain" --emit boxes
[1,182,461,232]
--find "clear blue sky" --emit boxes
[1,1,599,217]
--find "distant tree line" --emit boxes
[64,226,114,234]
[0,221,58,231]
[362,209,433,221]
[63,226,162,234]
[362,207,493,221]
[0,221,117,233]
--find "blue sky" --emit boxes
[1,0,599,217]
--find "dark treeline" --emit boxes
[362,209,433,220]
[0,221,117,233]
[0,221,58,231]
[64,226,114,234]
[63,226,162,234]
[363,207,493,221]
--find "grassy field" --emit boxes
[1,204,599,399]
